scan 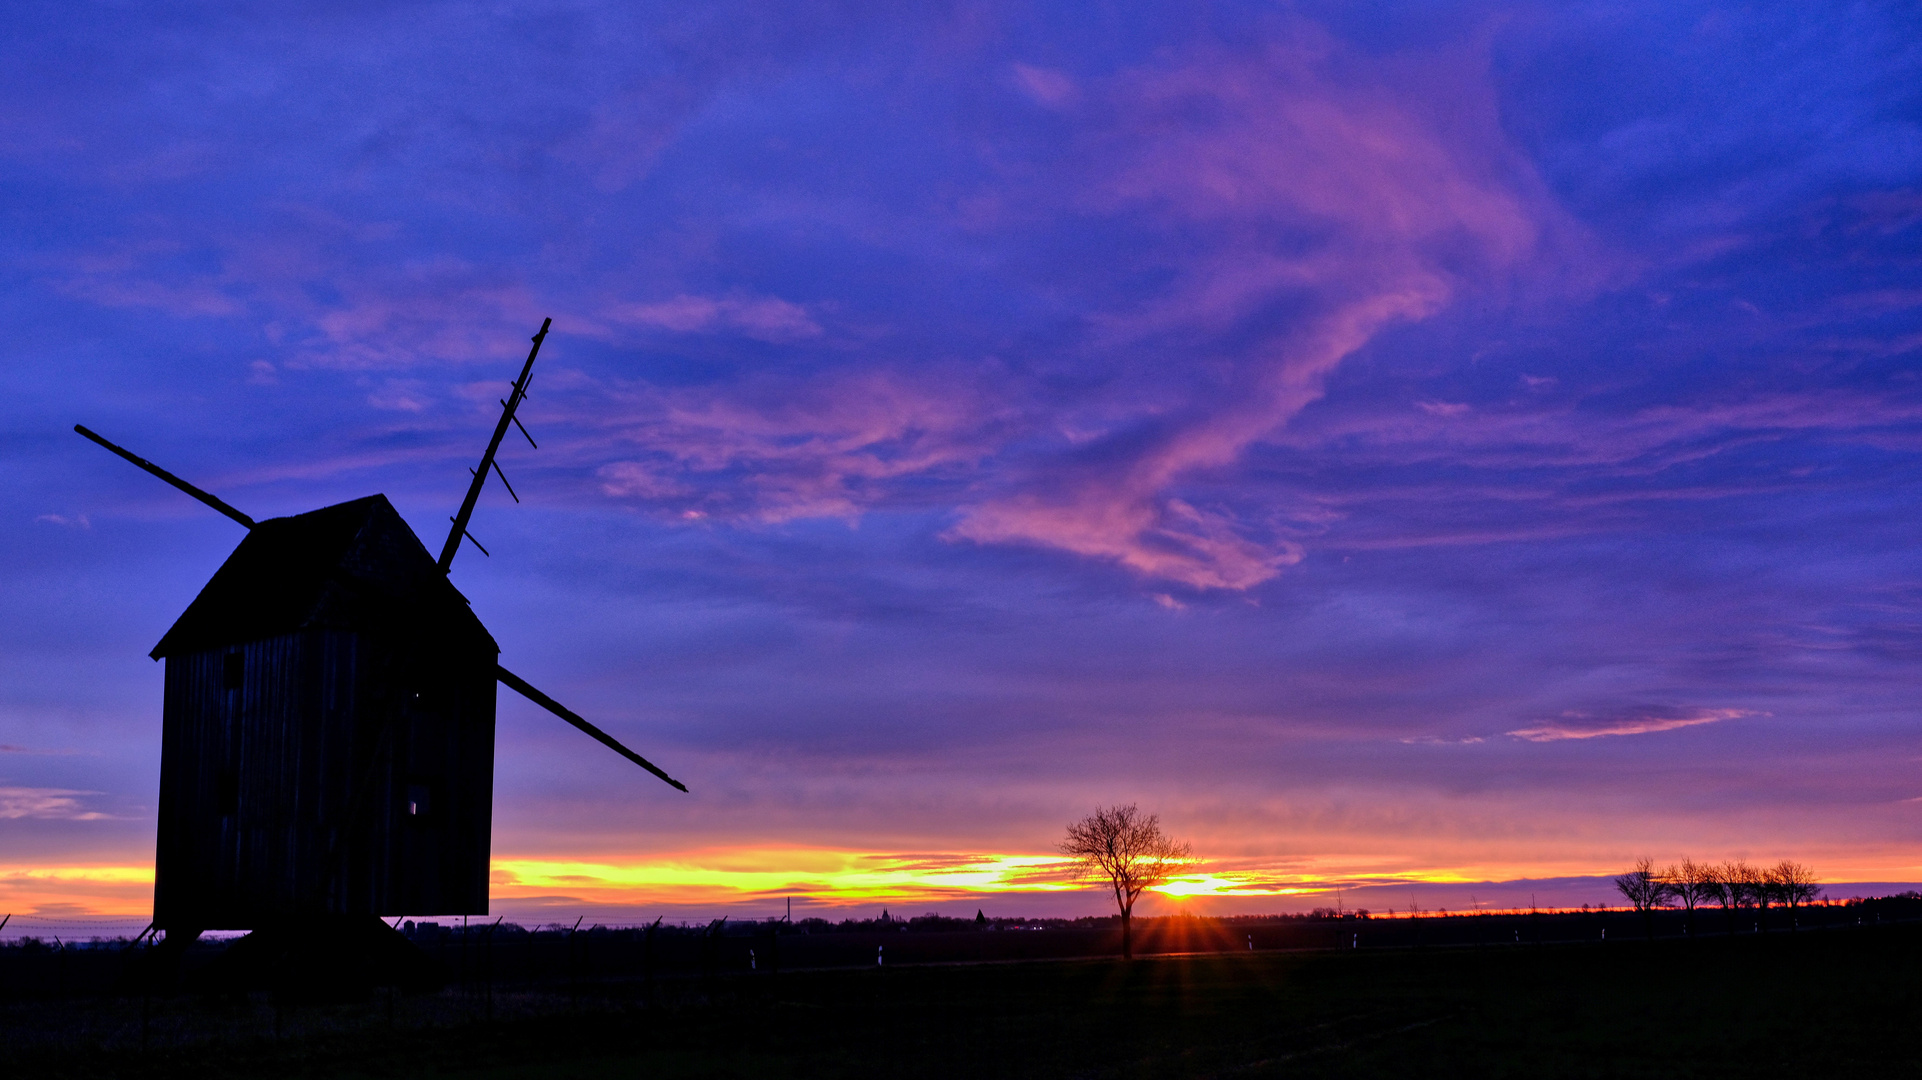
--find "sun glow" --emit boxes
[12,848,1912,923]
[1153,874,1307,899]
[490,849,1086,908]
[0,864,156,917]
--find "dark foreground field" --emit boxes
[8,920,1920,1078]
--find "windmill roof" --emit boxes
[151,494,498,659]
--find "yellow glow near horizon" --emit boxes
[0,865,157,918]
[8,848,1920,920]
[488,850,1531,908]
[1153,875,1307,898]
[490,849,1084,906]
[0,865,154,885]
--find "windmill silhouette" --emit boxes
[76,319,683,968]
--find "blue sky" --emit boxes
[3,1,1920,924]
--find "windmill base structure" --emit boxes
[74,320,684,985]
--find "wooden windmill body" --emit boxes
[80,319,683,939]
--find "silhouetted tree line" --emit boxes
[1304,908,1372,920]
[1614,857,1822,936]
[393,912,1130,943]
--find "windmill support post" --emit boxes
[568,915,583,1010]
[644,915,662,1004]
[483,915,502,1024]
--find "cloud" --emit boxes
[51,224,547,372]
[951,31,1568,588]
[366,378,434,413]
[33,514,90,529]
[608,294,823,343]
[0,788,115,821]
[1507,708,1756,743]
[593,368,1005,521]
[956,492,1302,590]
[1011,63,1079,109]
[1241,387,1922,557]
[53,275,242,318]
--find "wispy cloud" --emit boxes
[950,31,1572,589]
[607,294,822,343]
[33,514,90,529]
[593,368,1007,521]
[0,788,117,821]
[1507,708,1756,743]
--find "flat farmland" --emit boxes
[6,918,1919,1078]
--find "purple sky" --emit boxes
[4,2,1921,924]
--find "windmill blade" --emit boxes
[73,425,256,529]
[497,665,688,792]
[439,318,550,573]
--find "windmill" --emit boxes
[76,319,684,964]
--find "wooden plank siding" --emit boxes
[154,629,495,930]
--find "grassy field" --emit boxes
[10,920,1921,1078]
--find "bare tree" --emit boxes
[1664,857,1717,935]
[1060,804,1194,960]
[1736,861,1770,915]
[1703,861,1733,918]
[1613,857,1671,939]
[1704,860,1758,933]
[1769,861,1821,926]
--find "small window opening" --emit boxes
[222,652,245,691]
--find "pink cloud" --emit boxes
[289,273,541,370]
[0,787,114,821]
[952,33,1570,588]
[1507,708,1755,743]
[593,368,1004,522]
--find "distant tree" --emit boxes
[1769,861,1821,925]
[1735,861,1770,912]
[1613,857,1671,939]
[1704,860,1753,932]
[1664,857,1718,935]
[1060,804,1194,960]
